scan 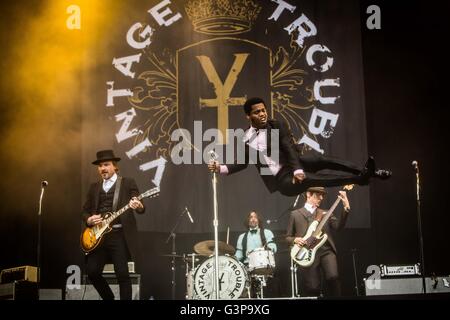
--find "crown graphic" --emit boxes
[185,0,261,35]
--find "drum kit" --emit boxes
[181,240,277,300]
[165,151,279,299]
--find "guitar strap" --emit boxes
[112,176,122,212]
[314,209,324,222]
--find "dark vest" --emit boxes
[97,183,121,224]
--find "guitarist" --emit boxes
[82,150,145,300]
[286,186,350,297]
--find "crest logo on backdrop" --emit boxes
[105,0,342,189]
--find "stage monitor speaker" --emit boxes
[65,274,140,300]
[0,281,38,300]
[365,276,450,296]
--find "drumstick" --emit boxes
[226,227,230,244]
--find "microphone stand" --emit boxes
[212,170,220,299]
[37,182,47,300]
[209,151,220,299]
[270,194,301,226]
[351,248,360,296]
[414,163,426,294]
[165,208,187,300]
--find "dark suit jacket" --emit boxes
[226,119,302,193]
[82,177,145,262]
[285,207,349,254]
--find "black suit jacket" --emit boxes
[226,119,302,193]
[82,177,145,262]
[285,207,349,254]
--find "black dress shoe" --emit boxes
[363,156,376,175]
[374,169,392,180]
[360,156,375,179]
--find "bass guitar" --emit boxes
[290,185,353,267]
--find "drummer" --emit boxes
[235,211,277,265]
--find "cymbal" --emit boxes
[194,240,235,256]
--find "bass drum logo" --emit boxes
[193,255,248,299]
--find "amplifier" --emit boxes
[365,276,450,296]
[380,264,421,277]
[0,266,38,284]
[103,262,135,273]
[0,281,38,300]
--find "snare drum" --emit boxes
[193,255,249,299]
[247,248,275,275]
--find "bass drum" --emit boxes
[193,255,249,300]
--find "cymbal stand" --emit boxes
[165,208,187,300]
[184,253,189,299]
[253,275,268,299]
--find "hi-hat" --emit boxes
[194,240,235,256]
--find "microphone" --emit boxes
[209,149,218,161]
[412,160,418,171]
[266,219,278,225]
[41,181,48,187]
[185,207,194,223]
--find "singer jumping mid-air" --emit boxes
[208,97,392,196]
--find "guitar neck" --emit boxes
[103,194,144,226]
[313,196,341,237]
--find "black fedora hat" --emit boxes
[92,150,121,165]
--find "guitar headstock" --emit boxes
[343,184,354,191]
[140,186,160,199]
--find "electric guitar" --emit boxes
[80,186,160,253]
[290,185,353,267]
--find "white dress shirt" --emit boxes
[103,173,117,192]
[304,202,317,215]
[220,125,304,176]
[220,126,281,175]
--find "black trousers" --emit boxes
[277,153,365,196]
[298,248,341,297]
[86,229,132,300]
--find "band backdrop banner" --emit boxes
[80,0,370,232]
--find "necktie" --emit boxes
[250,229,257,234]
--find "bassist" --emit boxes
[286,186,350,297]
[82,150,145,300]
